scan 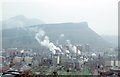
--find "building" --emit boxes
[13,57,22,63]
[85,44,90,52]
[105,60,120,67]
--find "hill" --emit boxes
[1,15,44,30]
[2,22,113,50]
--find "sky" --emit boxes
[0,0,119,36]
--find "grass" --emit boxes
[57,66,92,75]
[31,65,92,75]
[79,67,92,75]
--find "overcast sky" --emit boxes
[0,0,119,36]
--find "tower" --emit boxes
[85,44,90,52]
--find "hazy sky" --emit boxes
[0,0,119,36]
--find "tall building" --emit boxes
[85,44,90,52]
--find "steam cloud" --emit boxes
[35,29,62,54]
[66,40,81,54]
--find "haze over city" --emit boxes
[0,0,119,76]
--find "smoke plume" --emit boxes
[35,29,62,54]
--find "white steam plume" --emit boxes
[66,40,78,53]
[35,29,45,45]
[77,49,81,55]
[35,29,62,54]
[72,45,77,53]
[65,50,70,54]
[66,40,72,48]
